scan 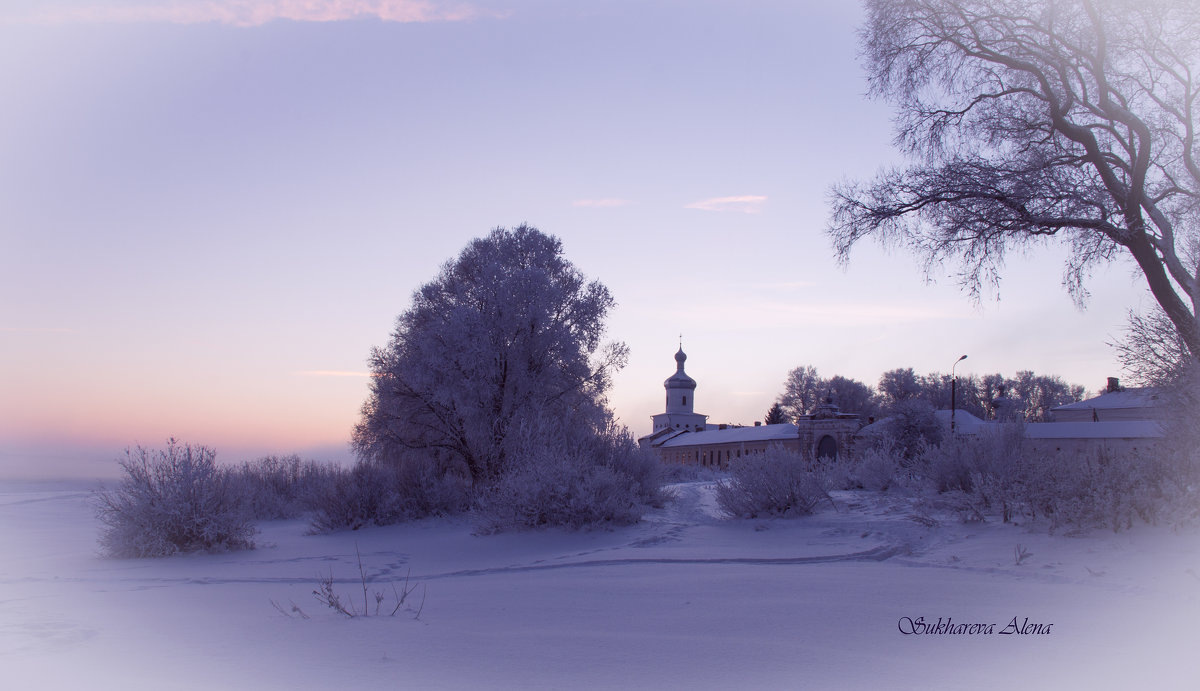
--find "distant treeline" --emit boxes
[773,366,1087,423]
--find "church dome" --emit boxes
[665,347,696,390]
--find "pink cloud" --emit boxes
[6,1,501,26]
[685,195,768,214]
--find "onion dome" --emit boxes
[664,347,696,390]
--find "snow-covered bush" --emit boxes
[593,424,668,510]
[1153,374,1200,525]
[232,455,342,520]
[657,461,726,484]
[716,447,832,518]
[307,463,396,532]
[473,416,664,533]
[308,457,469,533]
[846,444,901,492]
[474,454,643,533]
[886,399,944,460]
[1024,448,1169,533]
[921,426,1184,533]
[93,439,255,558]
[918,423,1028,494]
[1158,439,1200,526]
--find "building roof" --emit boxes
[658,423,799,448]
[856,409,987,437]
[636,427,689,447]
[1051,387,1163,412]
[1024,421,1162,440]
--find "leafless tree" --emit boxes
[1111,306,1193,385]
[776,365,824,421]
[830,0,1200,367]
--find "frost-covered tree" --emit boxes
[776,365,823,421]
[1010,370,1086,422]
[878,367,921,408]
[830,0,1200,369]
[352,225,629,484]
[886,398,944,459]
[776,367,880,419]
[825,375,880,419]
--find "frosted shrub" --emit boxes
[1154,381,1200,525]
[308,463,399,532]
[658,462,726,484]
[93,440,254,558]
[470,412,662,532]
[1032,449,1164,533]
[309,458,469,533]
[317,455,471,532]
[886,399,944,460]
[845,444,901,492]
[593,425,668,510]
[919,423,1028,494]
[1159,442,1200,525]
[232,455,342,520]
[474,453,643,533]
[924,427,1181,533]
[716,448,832,518]
[473,416,663,533]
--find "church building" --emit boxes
[650,347,708,434]
[638,347,864,468]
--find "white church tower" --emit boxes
[651,347,708,433]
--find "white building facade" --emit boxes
[639,347,862,467]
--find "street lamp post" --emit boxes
[951,354,968,433]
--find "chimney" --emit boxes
[754,421,761,427]
[1107,377,1121,393]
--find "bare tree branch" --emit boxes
[832,0,1200,365]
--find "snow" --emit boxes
[1022,421,1161,439]
[2,480,1197,690]
[658,424,801,446]
[1053,387,1163,413]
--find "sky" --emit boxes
[0,0,1153,478]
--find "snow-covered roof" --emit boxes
[1051,387,1163,412]
[658,423,799,448]
[936,409,986,430]
[1023,421,1162,440]
[856,409,986,437]
[637,428,690,447]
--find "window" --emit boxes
[682,395,687,406]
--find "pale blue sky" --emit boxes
[0,0,1145,477]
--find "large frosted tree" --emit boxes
[830,0,1200,372]
[352,225,628,483]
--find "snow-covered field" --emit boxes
[2,480,1197,690]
